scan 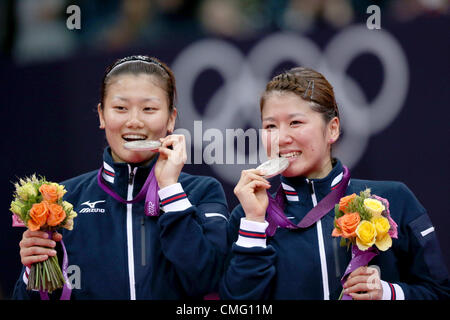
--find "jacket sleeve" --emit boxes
[157,178,229,297]
[12,267,39,300]
[384,183,450,300]
[219,205,277,300]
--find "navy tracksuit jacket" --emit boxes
[220,159,450,300]
[13,147,229,299]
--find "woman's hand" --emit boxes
[343,266,383,300]
[155,134,187,189]
[234,169,271,223]
[19,230,62,267]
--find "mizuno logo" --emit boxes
[80,200,106,213]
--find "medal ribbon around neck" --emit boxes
[265,165,350,236]
[97,164,160,216]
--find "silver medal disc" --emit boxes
[123,140,161,151]
[256,157,289,178]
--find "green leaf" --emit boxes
[335,204,344,219]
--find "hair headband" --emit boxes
[106,55,169,77]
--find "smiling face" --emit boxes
[261,91,339,179]
[98,73,176,164]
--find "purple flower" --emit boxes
[371,195,398,239]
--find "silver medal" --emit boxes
[256,157,289,178]
[123,140,161,151]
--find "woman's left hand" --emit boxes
[154,134,187,188]
[343,266,383,300]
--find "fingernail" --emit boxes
[51,250,57,255]
[50,241,56,247]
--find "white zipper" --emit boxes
[308,180,330,300]
[126,164,138,300]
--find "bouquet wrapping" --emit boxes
[332,188,398,300]
[10,175,77,297]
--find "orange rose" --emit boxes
[338,193,356,214]
[39,184,59,203]
[332,227,342,237]
[47,203,66,226]
[335,212,361,238]
[28,201,49,231]
[27,219,40,231]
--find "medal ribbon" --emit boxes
[11,224,72,300]
[265,165,350,236]
[97,164,160,216]
[340,245,378,300]
[39,231,71,300]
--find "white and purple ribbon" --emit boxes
[97,164,160,216]
[11,218,71,299]
[340,245,379,300]
[265,165,350,236]
[39,231,72,300]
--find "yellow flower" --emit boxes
[364,198,385,218]
[62,212,77,230]
[372,216,392,251]
[51,182,67,199]
[62,201,77,218]
[62,201,73,212]
[10,200,26,216]
[16,182,38,200]
[62,218,74,231]
[356,221,377,251]
[375,233,392,251]
[372,216,390,239]
[61,200,77,230]
[68,210,78,219]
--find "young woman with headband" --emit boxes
[13,55,229,299]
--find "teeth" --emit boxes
[123,135,147,140]
[280,151,301,158]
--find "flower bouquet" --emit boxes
[331,188,397,299]
[10,175,77,294]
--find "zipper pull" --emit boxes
[129,170,135,185]
[307,179,315,195]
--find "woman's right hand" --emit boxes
[233,169,271,223]
[19,230,62,267]
[155,134,187,189]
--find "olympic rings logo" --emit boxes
[171,25,409,184]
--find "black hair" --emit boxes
[100,55,177,112]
